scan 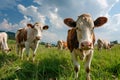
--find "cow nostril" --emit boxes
[88,42,92,46]
[81,41,92,47]
[81,43,84,47]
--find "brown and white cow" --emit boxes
[0,32,11,53]
[97,38,113,51]
[57,40,67,50]
[64,13,107,80]
[45,43,52,48]
[15,22,49,62]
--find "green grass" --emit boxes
[0,40,120,80]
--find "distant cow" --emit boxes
[0,32,11,53]
[57,40,67,50]
[97,39,113,50]
[45,43,52,48]
[15,22,49,62]
[64,13,107,80]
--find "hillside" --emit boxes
[0,31,15,40]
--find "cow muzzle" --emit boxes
[80,41,93,50]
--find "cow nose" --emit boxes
[36,36,41,40]
[81,41,92,48]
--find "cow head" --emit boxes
[27,22,49,40]
[2,48,11,54]
[64,13,107,50]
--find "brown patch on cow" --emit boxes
[27,23,34,28]
[63,41,67,49]
[67,29,79,52]
[64,18,76,27]
[16,28,27,43]
[43,25,49,30]
[94,17,107,27]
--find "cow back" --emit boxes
[16,28,27,43]
[67,29,79,52]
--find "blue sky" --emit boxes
[0,0,120,44]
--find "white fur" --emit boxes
[0,32,11,53]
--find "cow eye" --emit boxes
[76,27,81,31]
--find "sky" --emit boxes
[0,0,120,44]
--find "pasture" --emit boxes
[0,40,120,80]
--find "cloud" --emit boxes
[18,4,45,23]
[0,19,18,32]
[42,31,58,43]
[95,13,120,42]
[33,0,118,19]
[19,16,31,27]
[48,8,64,29]
[0,16,32,32]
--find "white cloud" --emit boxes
[42,31,58,43]
[18,4,45,24]
[0,19,18,32]
[19,16,31,27]
[95,13,120,42]
[48,8,64,29]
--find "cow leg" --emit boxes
[16,44,20,57]
[21,48,25,60]
[71,50,80,79]
[25,42,30,61]
[85,50,93,80]
[31,42,39,62]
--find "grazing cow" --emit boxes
[0,32,11,53]
[45,43,52,48]
[97,39,113,51]
[15,22,49,61]
[57,40,67,50]
[64,13,107,80]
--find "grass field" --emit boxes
[0,40,120,80]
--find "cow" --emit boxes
[97,38,113,51]
[64,13,107,80]
[0,32,11,53]
[45,43,52,48]
[15,22,49,62]
[57,40,67,50]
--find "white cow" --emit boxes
[97,38,112,51]
[15,22,49,62]
[0,32,11,53]
[57,40,67,50]
[64,13,107,80]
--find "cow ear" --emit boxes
[27,24,34,28]
[64,18,76,27]
[43,25,49,30]
[94,17,107,27]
